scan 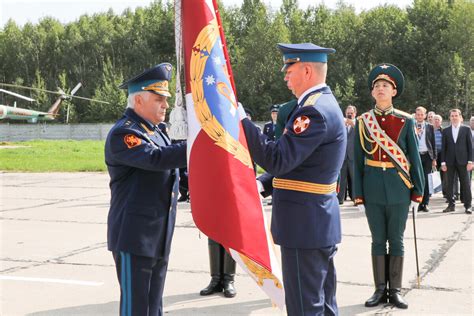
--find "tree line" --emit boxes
[0,0,472,123]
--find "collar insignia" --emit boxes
[374,106,394,116]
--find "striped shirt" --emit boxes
[434,128,442,152]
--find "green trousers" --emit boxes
[365,202,410,256]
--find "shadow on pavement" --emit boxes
[26,295,276,315]
[27,301,118,316]
[339,302,395,316]
[167,301,276,315]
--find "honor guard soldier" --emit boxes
[240,43,345,316]
[199,238,237,298]
[105,63,187,316]
[262,104,280,141]
[354,64,424,309]
[274,99,297,140]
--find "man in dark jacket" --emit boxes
[441,109,473,214]
[105,63,187,316]
[338,104,357,204]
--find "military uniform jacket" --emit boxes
[105,108,187,259]
[353,108,424,205]
[243,86,346,249]
[263,121,276,140]
[274,99,297,140]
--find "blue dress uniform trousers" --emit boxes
[281,246,338,316]
[113,252,169,316]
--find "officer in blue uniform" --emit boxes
[105,63,187,316]
[240,43,346,316]
[262,105,279,141]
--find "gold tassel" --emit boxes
[358,118,378,155]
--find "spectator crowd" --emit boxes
[337,105,473,215]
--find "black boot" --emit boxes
[388,256,408,309]
[365,256,387,307]
[200,242,223,295]
[222,249,237,298]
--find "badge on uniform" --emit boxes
[293,116,310,134]
[124,134,142,148]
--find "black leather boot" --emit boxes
[388,256,408,309]
[200,242,223,295]
[365,255,387,307]
[222,249,237,298]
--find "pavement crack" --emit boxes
[336,280,465,293]
[406,215,472,292]
[0,243,108,273]
[0,217,106,225]
[0,193,108,212]
[52,242,107,263]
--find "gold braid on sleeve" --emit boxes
[358,118,378,155]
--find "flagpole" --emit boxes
[169,0,187,141]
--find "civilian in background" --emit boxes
[338,104,356,204]
[427,111,435,125]
[470,117,474,181]
[415,106,437,212]
[433,114,447,197]
[440,109,472,214]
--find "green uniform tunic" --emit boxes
[274,99,297,140]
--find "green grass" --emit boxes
[0,140,106,172]
[0,140,267,173]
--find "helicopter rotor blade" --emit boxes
[70,83,82,96]
[0,82,109,104]
[0,88,36,102]
[0,83,61,95]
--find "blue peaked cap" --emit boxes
[119,63,172,97]
[277,43,336,71]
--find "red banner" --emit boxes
[176,0,284,308]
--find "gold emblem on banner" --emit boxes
[190,19,252,168]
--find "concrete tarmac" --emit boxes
[0,172,472,315]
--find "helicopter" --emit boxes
[0,83,109,123]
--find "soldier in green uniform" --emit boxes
[274,99,297,140]
[353,64,424,309]
[258,99,297,194]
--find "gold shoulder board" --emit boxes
[303,92,322,107]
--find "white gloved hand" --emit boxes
[237,102,247,121]
[256,180,264,193]
[357,204,365,212]
[410,201,419,218]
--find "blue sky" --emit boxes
[1,0,413,27]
